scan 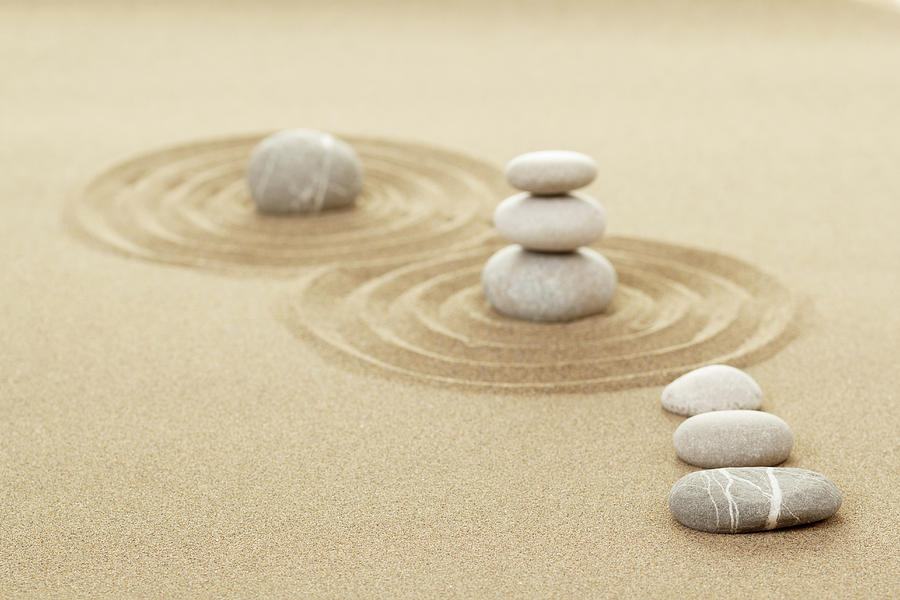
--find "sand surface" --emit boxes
[2,1,900,597]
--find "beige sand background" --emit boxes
[2,0,899,597]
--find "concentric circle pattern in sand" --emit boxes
[69,134,505,273]
[280,236,800,391]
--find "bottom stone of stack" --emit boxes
[481,244,617,322]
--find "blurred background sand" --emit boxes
[2,1,899,597]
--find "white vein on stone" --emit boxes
[701,472,720,530]
[721,470,741,533]
[729,473,770,496]
[710,471,736,532]
[764,467,782,530]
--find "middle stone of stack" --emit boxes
[482,150,617,323]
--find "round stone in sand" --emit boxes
[493,192,606,252]
[246,129,363,214]
[505,150,597,195]
[673,410,793,468]
[482,245,617,322]
[661,365,763,416]
[669,467,842,533]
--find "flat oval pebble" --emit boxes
[669,467,841,533]
[246,129,363,214]
[673,410,793,468]
[482,245,617,322]
[662,364,762,416]
[493,192,606,252]
[505,150,597,195]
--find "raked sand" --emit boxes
[2,1,900,597]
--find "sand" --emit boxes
[2,0,900,597]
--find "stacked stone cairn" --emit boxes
[482,150,617,322]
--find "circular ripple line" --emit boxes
[67,133,507,274]
[278,236,802,392]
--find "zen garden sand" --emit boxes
[4,1,900,598]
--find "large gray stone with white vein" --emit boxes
[669,467,842,533]
[246,129,363,214]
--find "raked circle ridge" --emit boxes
[67,133,505,275]
[279,235,801,392]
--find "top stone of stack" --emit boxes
[505,150,597,195]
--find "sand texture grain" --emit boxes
[2,0,900,598]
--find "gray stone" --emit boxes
[493,192,606,252]
[505,150,597,195]
[673,410,793,468]
[482,245,617,322]
[668,467,841,533]
[246,129,363,214]
[662,365,763,416]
